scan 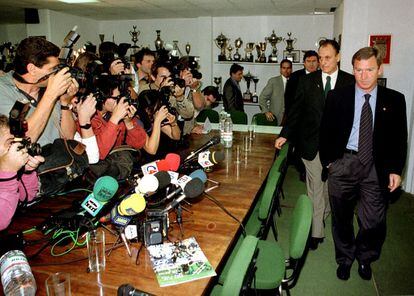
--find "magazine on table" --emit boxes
[147,237,216,287]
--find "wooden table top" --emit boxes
[3,131,276,296]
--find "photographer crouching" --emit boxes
[0,37,78,146]
[0,115,44,231]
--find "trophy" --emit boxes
[266,30,282,63]
[255,42,267,63]
[252,77,259,103]
[226,44,233,61]
[99,34,105,43]
[214,33,229,61]
[154,30,164,51]
[171,41,182,58]
[233,37,243,61]
[185,42,191,56]
[283,32,297,53]
[129,26,140,53]
[243,71,254,102]
[244,42,255,62]
[214,77,222,94]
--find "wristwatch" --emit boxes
[61,104,73,111]
[80,123,92,129]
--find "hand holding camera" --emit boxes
[25,155,45,172]
[153,105,169,126]
[0,142,29,173]
[110,97,130,124]
[110,59,126,75]
[45,67,72,99]
[76,94,97,125]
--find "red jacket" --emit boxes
[90,113,147,160]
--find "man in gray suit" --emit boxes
[259,59,292,125]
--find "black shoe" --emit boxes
[337,264,351,280]
[358,263,372,280]
[309,237,324,250]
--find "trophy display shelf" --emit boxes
[214,60,302,65]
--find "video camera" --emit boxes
[8,101,42,156]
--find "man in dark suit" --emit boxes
[283,50,319,182]
[275,40,355,250]
[284,50,319,119]
[320,47,407,281]
[222,63,244,112]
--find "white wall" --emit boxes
[341,0,414,193]
[0,24,27,44]
[333,1,344,41]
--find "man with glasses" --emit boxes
[0,37,78,146]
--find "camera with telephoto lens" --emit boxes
[8,101,42,156]
[158,86,178,117]
[100,43,131,74]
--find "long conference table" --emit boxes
[3,129,278,295]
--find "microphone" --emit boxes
[81,176,119,217]
[164,175,201,201]
[117,284,153,296]
[184,136,220,162]
[197,150,225,168]
[189,169,208,183]
[100,193,146,227]
[141,153,181,175]
[162,178,204,213]
[153,171,171,190]
[135,174,159,194]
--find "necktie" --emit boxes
[324,76,331,98]
[358,94,373,165]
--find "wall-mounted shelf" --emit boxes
[215,61,303,66]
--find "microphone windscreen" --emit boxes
[165,153,181,171]
[210,136,220,145]
[156,159,170,171]
[136,174,159,194]
[183,178,204,198]
[118,193,146,216]
[93,176,119,202]
[211,150,225,164]
[154,171,171,189]
[189,169,207,184]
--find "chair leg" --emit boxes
[271,216,278,241]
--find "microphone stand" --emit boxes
[176,205,184,239]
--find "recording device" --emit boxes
[140,153,181,176]
[100,42,131,73]
[117,284,154,296]
[8,100,42,156]
[162,178,204,213]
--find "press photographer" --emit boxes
[0,37,78,146]
[0,115,44,231]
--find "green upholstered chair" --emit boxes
[229,110,248,124]
[196,109,220,123]
[252,112,278,126]
[255,195,313,294]
[273,142,290,202]
[210,235,259,296]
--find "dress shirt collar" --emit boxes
[322,68,338,89]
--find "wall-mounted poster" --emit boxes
[369,35,391,64]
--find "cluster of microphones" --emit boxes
[37,136,224,248]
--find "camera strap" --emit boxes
[0,174,18,182]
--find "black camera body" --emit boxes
[9,101,42,156]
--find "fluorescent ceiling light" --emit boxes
[59,0,99,3]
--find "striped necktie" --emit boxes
[358,94,373,165]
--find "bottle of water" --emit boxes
[0,250,37,296]
[222,114,233,148]
[219,108,227,144]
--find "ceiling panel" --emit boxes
[0,0,342,23]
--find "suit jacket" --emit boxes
[319,85,407,188]
[259,75,285,124]
[284,68,306,117]
[279,69,355,160]
[223,78,244,112]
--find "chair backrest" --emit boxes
[258,170,281,221]
[196,109,220,123]
[289,195,313,259]
[229,110,248,124]
[220,235,259,296]
[252,113,278,126]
